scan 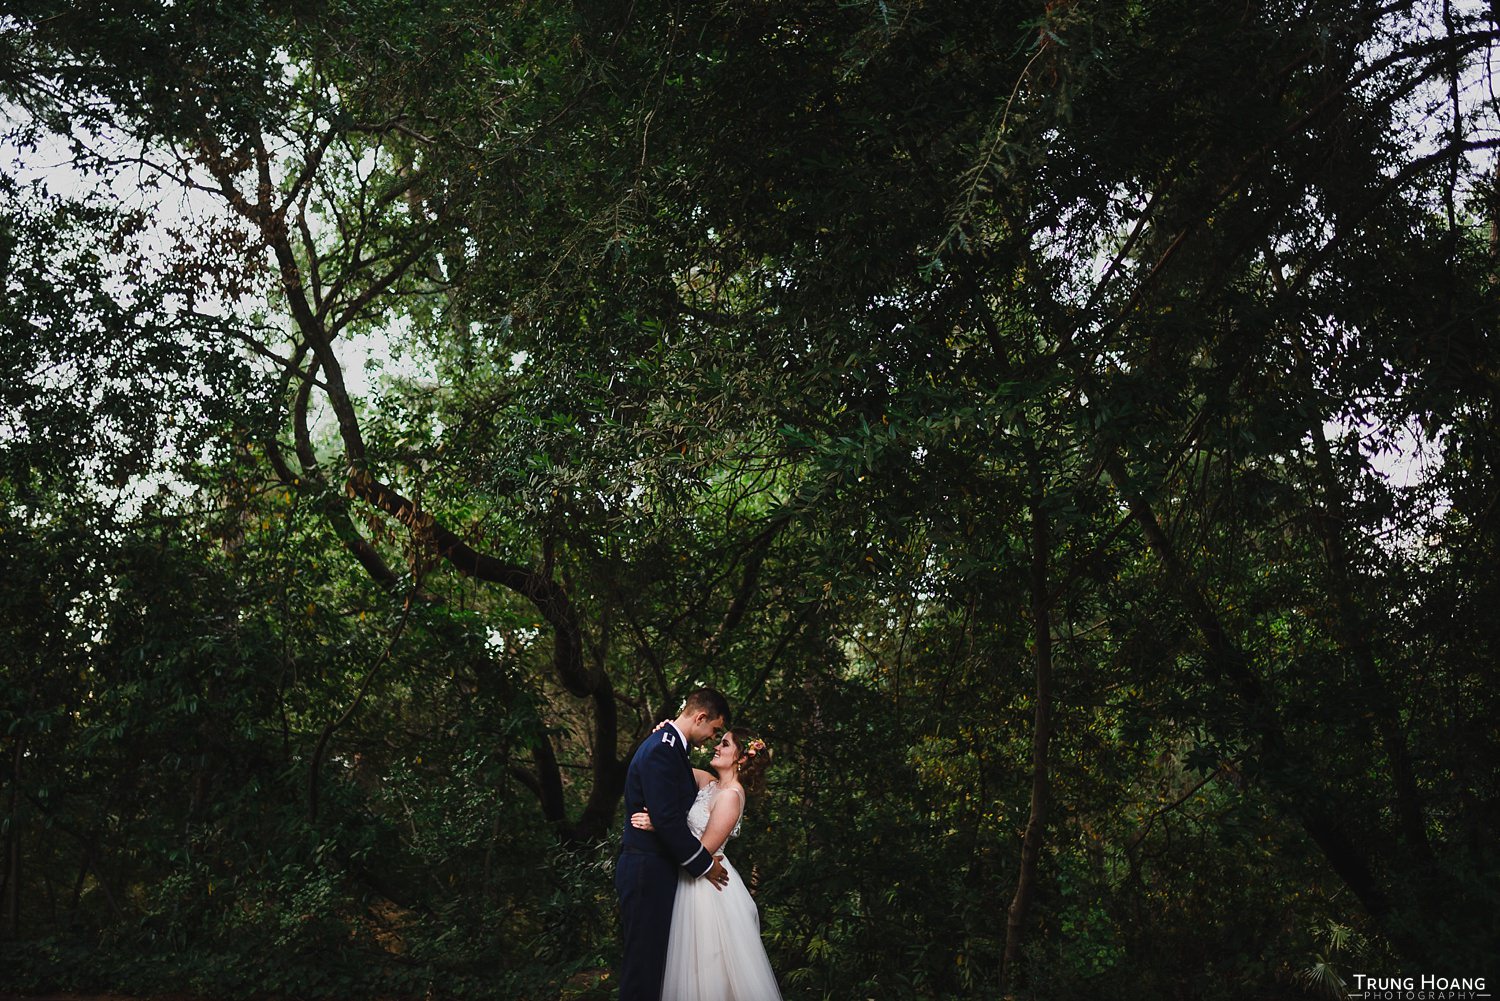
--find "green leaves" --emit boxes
[3,0,1499,993]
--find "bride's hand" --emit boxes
[631,810,654,831]
[651,719,669,733]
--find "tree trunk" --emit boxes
[3,734,23,938]
[1100,453,1443,960]
[1304,417,1430,860]
[1002,443,1054,992]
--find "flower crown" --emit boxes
[742,738,768,760]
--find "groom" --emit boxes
[615,687,731,1001]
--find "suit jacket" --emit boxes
[620,723,714,878]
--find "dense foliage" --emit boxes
[2,1,1498,998]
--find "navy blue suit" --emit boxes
[615,724,714,1001]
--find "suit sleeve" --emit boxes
[640,739,714,878]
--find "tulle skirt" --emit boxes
[660,852,783,1001]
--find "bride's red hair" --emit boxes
[729,727,772,797]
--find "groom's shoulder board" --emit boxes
[659,730,677,748]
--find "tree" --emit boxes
[3,0,1497,992]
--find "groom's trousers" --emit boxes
[615,847,679,1001]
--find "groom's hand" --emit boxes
[706,855,729,890]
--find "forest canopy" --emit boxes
[2,1,1497,998]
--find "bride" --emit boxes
[631,727,782,1001]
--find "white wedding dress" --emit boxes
[660,782,783,1001]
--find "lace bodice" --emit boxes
[686,781,743,842]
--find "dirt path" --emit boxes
[0,968,613,1001]
[1,996,197,1001]
[0,996,440,1001]
[2,996,212,1001]
[0,996,421,1001]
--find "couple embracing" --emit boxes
[615,687,783,1001]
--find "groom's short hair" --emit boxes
[683,687,731,726]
